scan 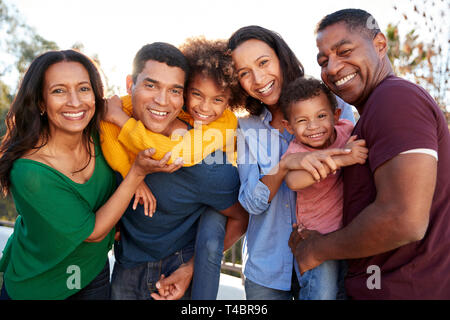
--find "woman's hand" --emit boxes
[133,181,157,217]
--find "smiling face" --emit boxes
[283,92,341,150]
[231,39,283,107]
[42,61,95,137]
[128,60,185,136]
[316,22,387,108]
[186,74,231,125]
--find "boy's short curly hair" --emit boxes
[179,37,245,110]
[280,77,337,121]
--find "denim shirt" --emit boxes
[237,99,355,291]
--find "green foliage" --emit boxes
[0,80,12,136]
[1,0,58,87]
[0,194,16,223]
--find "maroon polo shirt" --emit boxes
[343,76,450,299]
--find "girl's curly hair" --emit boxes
[179,37,245,110]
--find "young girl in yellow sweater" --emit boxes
[100,37,247,299]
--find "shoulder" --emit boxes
[362,76,440,131]
[238,114,264,130]
[223,109,238,127]
[335,119,354,135]
[10,160,67,195]
[284,140,306,156]
[369,76,437,111]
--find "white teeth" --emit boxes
[150,109,168,116]
[196,113,210,119]
[62,111,84,118]
[258,81,274,94]
[308,133,324,138]
[335,73,356,86]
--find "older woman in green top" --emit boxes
[0,50,180,300]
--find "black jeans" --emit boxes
[66,260,111,300]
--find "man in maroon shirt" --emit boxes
[289,8,450,299]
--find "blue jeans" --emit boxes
[245,268,300,300]
[191,208,226,300]
[0,282,10,300]
[298,260,347,300]
[110,243,194,300]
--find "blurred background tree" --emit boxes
[0,0,117,223]
[387,0,449,123]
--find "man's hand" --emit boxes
[288,224,325,275]
[151,259,194,300]
[131,148,183,178]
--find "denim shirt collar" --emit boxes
[259,106,272,124]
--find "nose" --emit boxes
[198,99,210,113]
[154,89,168,106]
[67,90,82,107]
[325,56,344,78]
[253,68,266,85]
[307,119,320,130]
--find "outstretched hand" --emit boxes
[132,148,184,178]
[283,148,352,181]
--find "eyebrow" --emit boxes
[236,54,270,73]
[317,39,353,60]
[144,77,184,90]
[190,86,226,96]
[48,81,90,90]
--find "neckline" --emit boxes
[17,142,99,187]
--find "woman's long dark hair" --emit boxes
[228,25,305,115]
[0,50,105,195]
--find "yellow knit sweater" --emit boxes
[100,95,237,178]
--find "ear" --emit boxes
[334,107,342,123]
[38,102,46,115]
[281,119,294,135]
[373,32,388,58]
[126,75,134,96]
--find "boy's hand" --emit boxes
[105,95,130,127]
[133,181,157,217]
[283,148,350,182]
[344,135,369,165]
